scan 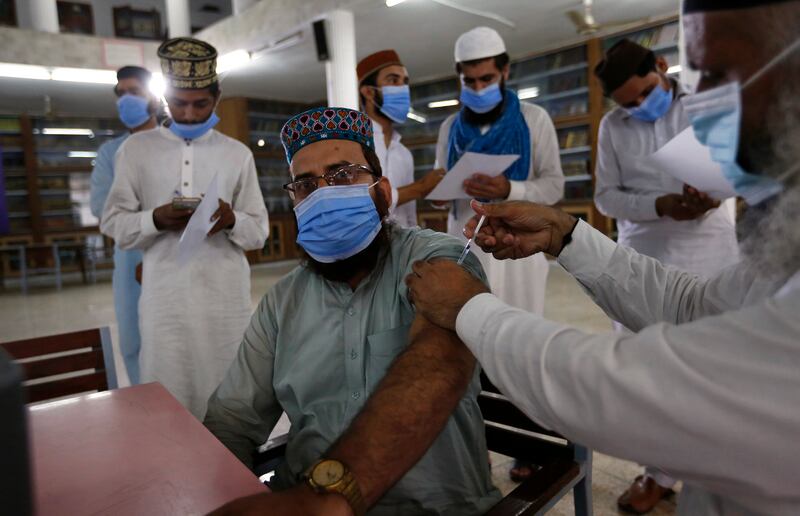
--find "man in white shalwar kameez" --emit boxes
[101,37,269,419]
[435,27,564,319]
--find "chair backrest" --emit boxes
[479,371,591,515]
[0,328,117,403]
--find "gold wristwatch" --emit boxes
[305,458,367,516]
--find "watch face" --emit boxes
[312,459,345,488]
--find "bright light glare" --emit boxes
[386,0,408,6]
[428,99,459,108]
[68,151,98,158]
[407,110,427,123]
[217,49,251,73]
[518,87,540,100]
[52,67,116,84]
[0,63,50,80]
[41,128,95,136]
[257,139,265,147]
[149,73,166,97]
[667,65,682,75]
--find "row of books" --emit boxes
[250,119,285,133]
[563,160,591,178]
[512,46,586,77]
[558,127,590,149]
[606,22,679,51]
[539,97,587,118]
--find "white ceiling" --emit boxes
[0,0,680,117]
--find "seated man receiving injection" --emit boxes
[204,107,501,516]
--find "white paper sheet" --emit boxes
[426,152,520,201]
[177,173,220,265]
[649,127,736,200]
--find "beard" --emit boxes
[463,79,506,126]
[737,88,800,279]
[301,185,394,284]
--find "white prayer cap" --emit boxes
[454,26,507,63]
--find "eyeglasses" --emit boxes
[283,163,377,201]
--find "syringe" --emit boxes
[456,214,487,266]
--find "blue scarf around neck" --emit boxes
[447,89,531,181]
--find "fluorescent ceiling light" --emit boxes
[667,65,682,75]
[386,0,408,6]
[149,73,166,97]
[428,99,459,108]
[52,67,116,84]
[407,109,427,123]
[68,151,98,158]
[217,49,251,73]
[518,86,540,100]
[0,63,50,81]
[41,128,95,136]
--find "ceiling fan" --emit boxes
[566,0,650,36]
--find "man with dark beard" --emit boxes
[435,25,565,482]
[406,1,800,514]
[204,107,501,516]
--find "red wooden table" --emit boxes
[28,382,267,515]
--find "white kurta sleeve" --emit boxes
[557,221,757,330]
[100,142,161,250]
[227,153,269,251]
[506,105,565,205]
[430,115,456,210]
[455,287,800,512]
[593,116,661,222]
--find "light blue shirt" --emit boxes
[205,226,501,516]
[90,133,143,383]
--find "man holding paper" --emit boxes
[101,38,269,419]
[434,27,564,329]
[592,39,740,512]
[434,26,564,483]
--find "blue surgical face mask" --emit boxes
[626,82,672,122]
[169,112,220,140]
[117,94,151,129]
[294,183,382,263]
[460,81,503,114]
[378,85,410,124]
[683,38,800,205]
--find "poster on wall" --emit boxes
[0,147,9,235]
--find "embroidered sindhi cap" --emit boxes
[280,107,374,164]
[157,37,218,89]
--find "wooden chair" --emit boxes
[479,372,592,515]
[0,328,117,403]
[251,371,592,515]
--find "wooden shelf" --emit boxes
[37,165,93,174]
[560,146,592,156]
[554,114,591,128]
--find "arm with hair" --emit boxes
[326,314,476,506]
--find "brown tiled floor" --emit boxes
[0,261,679,514]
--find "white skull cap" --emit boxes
[454,26,507,63]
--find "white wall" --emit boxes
[14,0,231,38]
